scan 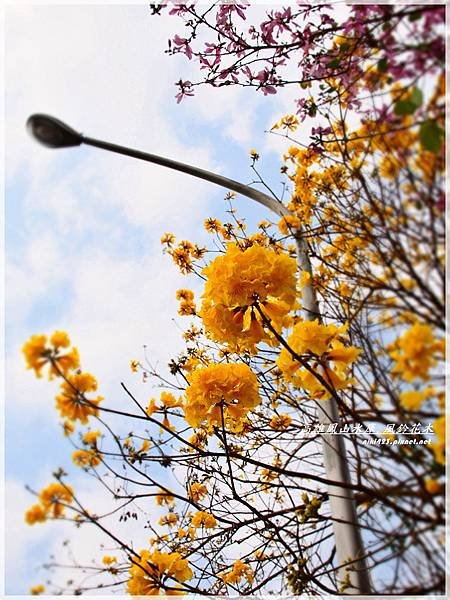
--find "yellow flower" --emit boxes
[249,149,260,160]
[102,555,117,565]
[24,503,47,525]
[62,420,75,436]
[159,513,178,527]
[269,414,292,431]
[72,449,101,468]
[399,390,424,412]
[146,398,158,417]
[83,429,101,445]
[22,332,80,379]
[221,559,254,585]
[50,331,70,348]
[127,549,192,595]
[38,482,74,518]
[176,289,194,301]
[424,478,441,495]
[429,415,446,465]
[390,323,444,382]
[160,232,175,246]
[147,392,183,417]
[188,482,207,503]
[204,218,222,233]
[178,300,196,316]
[30,584,45,595]
[138,439,151,453]
[200,243,297,352]
[156,489,175,506]
[278,215,301,235]
[185,363,260,431]
[130,360,140,373]
[191,510,216,529]
[55,372,103,424]
[277,320,359,400]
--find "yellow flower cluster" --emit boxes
[176,289,196,316]
[72,449,101,468]
[269,414,292,431]
[390,323,444,382]
[277,320,360,400]
[191,510,216,529]
[188,482,207,503]
[55,372,103,424]
[200,243,297,352]
[83,429,101,445]
[23,331,103,427]
[22,331,79,379]
[25,482,74,524]
[156,489,175,506]
[278,214,301,235]
[146,391,183,417]
[30,585,45,595]
[159,513,178,527]
[184,363,260,431]
[430,415,445,465]
[221,559,254,585]
[127,549,193,595]
[161,236,206,275]
[272,114,299,132]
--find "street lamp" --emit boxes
[27,113,371,594]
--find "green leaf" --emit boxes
[394,87,423,116]
[410,87,423,107]
[419,121,444,153]
[377,58,388,72]
[328,58,340,69]
[408,10,422,22]
[394,100,417,116]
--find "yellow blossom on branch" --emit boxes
[127,549,193,595]
[221,559,254,585]
[429,414,446,465]
[191,510,216,529]
[269,414,292,431]
[22,332,79,379]
[156,489,175,506]
[24,482,74,524]
[277,320,360,400]
[130,360,140,373]
[72,449,101,468]
[146,391,183,417]
[424,478,441,495]
[30,585,45,595]
[62,420,75,436]
[184,363,260,431]
[83,429,101,445]
[399,390,425,412]
[390,323,444,382]
[24,503,47,525]
[199,242,297,352]
[188,482,208,503]
[278,214,301,235]
[55,372,103,424]
[159,513,179,527]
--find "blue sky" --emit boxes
[4,3,305,595]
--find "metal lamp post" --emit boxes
[26,113,371,594]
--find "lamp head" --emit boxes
[26,114,83,148]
